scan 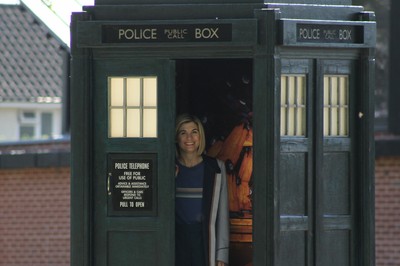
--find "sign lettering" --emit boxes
[118,28,157,40]
[108,155,154,213]
[102,24,232,43]
[297,24,363,44]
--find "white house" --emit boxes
[0,3,68,141]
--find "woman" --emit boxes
[175,114,229,266]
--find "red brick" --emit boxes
[0,167,70,266]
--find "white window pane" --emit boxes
[143,109,157,137]
[339,77,348,105]
[340,108,348,135]
[330,78,338,106]
[281,76,287,105]
[323,77,330,106]
[127,109,141,137]
[110,108,124,137]
[296,108,305,136]
[331,107,339,136]
[324,107,329,136]
[143,77,157,106]
[297,77,305,105]
[287,107,295,135]
[281,76,287,136]
[110,78,124,106]
[281,107,286,136]
[296,76,305,136]
[127,78,141,106]
[288,77,295,105]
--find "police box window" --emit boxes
[281,75,306,137]
[108,76,157,138]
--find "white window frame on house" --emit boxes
[18,110,55,140]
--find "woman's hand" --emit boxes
[217,261,227,266]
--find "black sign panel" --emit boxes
[108,154,155,214]
[297,23,363,44]
[102,24,232,43]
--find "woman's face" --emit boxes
[177,121,200,155]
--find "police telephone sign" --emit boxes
[107,153,156,216]
[102,24,232,43]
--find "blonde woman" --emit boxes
[175,114,229,266]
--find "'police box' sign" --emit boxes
[102,24,232,43]
[297,23,363,44]
[279,19,376,48]
[108,153,156,216]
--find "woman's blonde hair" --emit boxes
[175,114,206,157]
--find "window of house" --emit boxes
[19,111,54,140]
[20,125,35,140]
[41,113,53,139]
[19,111,37,140]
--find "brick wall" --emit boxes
[375,156,400,266]
[0,167,70,266]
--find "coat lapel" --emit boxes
[201,156,221,266]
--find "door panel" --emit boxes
[279,231,306,266]
[322,152,350,215]
[317,60,355,266]
[279,59,313,266]
[108,231,157,265]
[92,58,175,266]
[320,230,350,266]
[280,152,307,215]
[279,59,356,266]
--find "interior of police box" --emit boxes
[176,59,253,266]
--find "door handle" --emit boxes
[107,173,112,195]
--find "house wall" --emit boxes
[0,108,18,141]
[0,104,62,142]
[0,142,398,265]
[375,156,400,266]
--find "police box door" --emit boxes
[279,58,360,266]
[92,58,175,266]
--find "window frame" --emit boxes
[18,110,54,140]
[108,76,158,139]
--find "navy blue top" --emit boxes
[175,161,204,224]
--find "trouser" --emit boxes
[175,223,206,266]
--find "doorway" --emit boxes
[176,59,254,266]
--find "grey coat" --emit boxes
[201,155,230,266]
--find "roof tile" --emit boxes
[0,5,66,103]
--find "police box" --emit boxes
[70,0,376,265]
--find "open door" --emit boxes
[176,59,254,266]
[92,58,176,265]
